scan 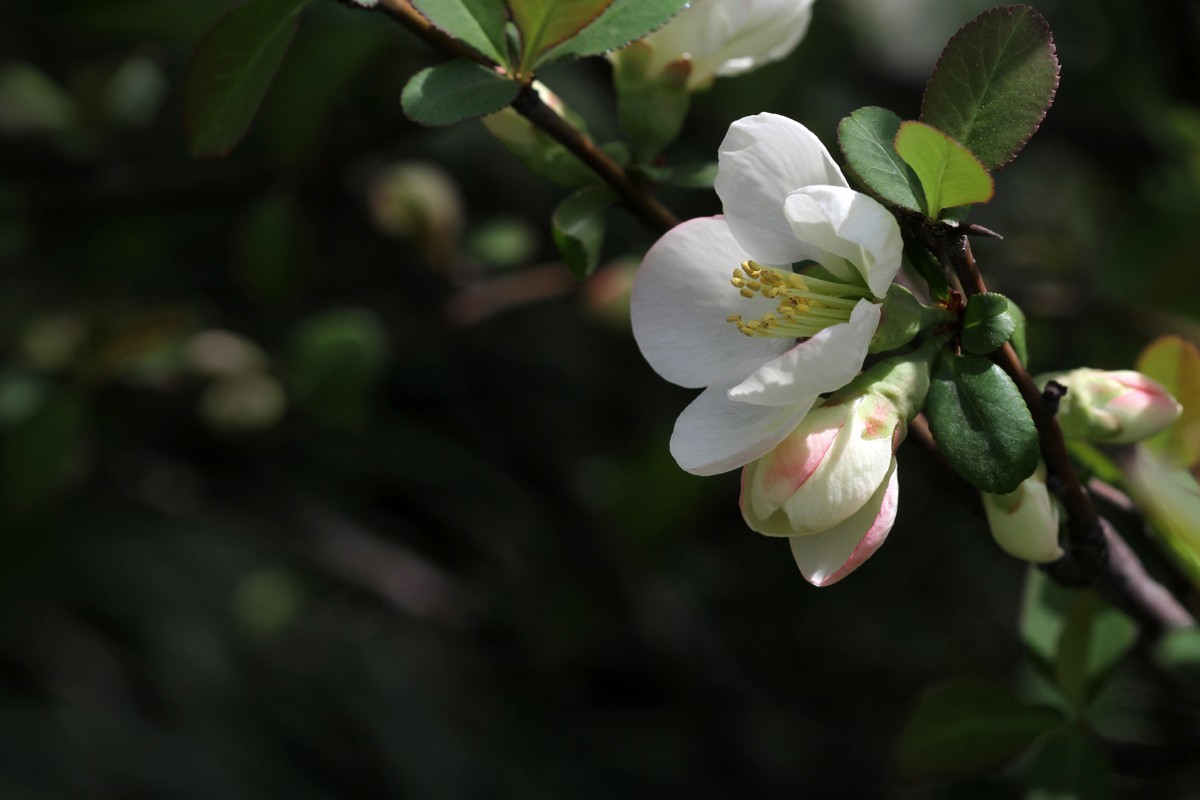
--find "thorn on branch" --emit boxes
[1042,379,1067,415]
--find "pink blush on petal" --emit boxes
[815,470,899,587]
[759,420,844,506]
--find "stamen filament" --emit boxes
[727,260,871,339]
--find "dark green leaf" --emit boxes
[1007,296,1028,364]
[410,0,510,66]
[1155,627,1200,679]
[183,0,315,158]
[1026,731,1113,800]
[837,106,924,212]
[921,4,1060,170]
[289,308,387,429]
[894,121,994,217]
[541,0,689,63]
[926,352,1039,493]
[895,677,1063,782]
[552,185,615,279]
[962,292,1016,354]
[401,59,519,127]
[508,0,613,72]
[3,390,86,514]
[1021,567,1071,667]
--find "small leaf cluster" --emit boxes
[838,6,1060,496]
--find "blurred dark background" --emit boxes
[2,0,1199,796]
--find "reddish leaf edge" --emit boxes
[919,4,1061,171]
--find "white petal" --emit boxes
[631,216,790,389]
[780,407,896,534]
[716,113,848,266]
[670,380,814,475]
[783,186,904,298]
[789,465,899,587]
[702,1,815,82]
[728,300,880,406]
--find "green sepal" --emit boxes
[868,285,953,355]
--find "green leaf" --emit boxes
[894,121,994,218]
[552,185,615,279]
[541,0,690,63]
[1021,567,1071,667]
[837,106,924,212]
[1136,335,1200,466]
[289,308,387,429]
[902,234,949,300]
[962,292,1016,355]
[895,677,1063,783]
[183,0,315,158]
[401,59,519,127]
[1154,627,1200,679]
[613,40,690,160]
[926,352,1039,493]
[508,0,613,72]
[410,0,510,66]
[1026,731,1113,800]
[921,4,1060,170]
[1007,297,1028,365]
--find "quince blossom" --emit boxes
[629,0,816,90]
[740,395,901,585]
[631,113,903,475]
[1040,368,1181,444]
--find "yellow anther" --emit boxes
[739,288,754,298]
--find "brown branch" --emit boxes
[375,0,681,236]
[510,85,681,234]
[925,228,1192,632]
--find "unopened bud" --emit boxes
[981,462,1063,563]
[1039,368,1182,444]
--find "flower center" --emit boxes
[726,260,870,338]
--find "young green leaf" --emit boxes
[540,0,690,63]
[961,292,1015,355]
[183,0,315,158]
[894,121,994,218]
[410,0,510,66]
[508,0,613,72]
[895,677,1064,783]
[552,185,616,279]
[1026,732,1114,800]
[926,352,1039,493]
[401,59,519,127]
[921,4,1060,170]
[837,106,924,213]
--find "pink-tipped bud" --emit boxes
[1040,368,1182,444]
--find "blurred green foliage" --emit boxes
[2,0,1200,796]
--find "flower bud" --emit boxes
[1039,368,1182,444]
[615,0,815,91]
[740,393,901,585]
[981,463,1063,563]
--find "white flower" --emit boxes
[740,394,902,585]
[631,113,903,475]
[633,0,816,90]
